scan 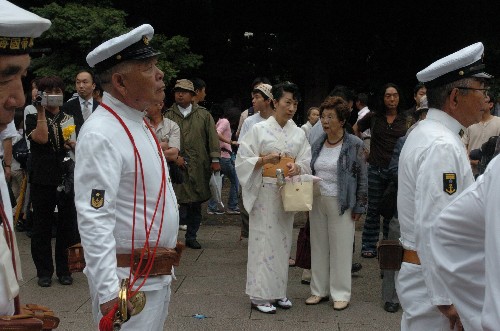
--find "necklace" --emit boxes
[326,133,344,146]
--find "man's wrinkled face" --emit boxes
[0,54,29,126]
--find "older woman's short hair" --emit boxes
[319,96,350,123]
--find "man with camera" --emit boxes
[0,0,51,315]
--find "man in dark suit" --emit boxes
[61,70,99,137]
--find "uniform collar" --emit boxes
[426,108,465,136]
[102,92,145,123]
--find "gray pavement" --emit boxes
[16,215,402,330]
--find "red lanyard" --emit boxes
[100,102,167,296]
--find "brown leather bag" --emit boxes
[377,240,404,270]
[21,304,60,330]
[0,314,44,330]
[67,243,86,273]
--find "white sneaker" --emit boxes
[179,225,187,231]
[251,303,276,314]
[276,297,292,309]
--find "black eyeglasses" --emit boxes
[454,86,490,97]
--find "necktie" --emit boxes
[82,100,91,121]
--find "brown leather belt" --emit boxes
[402,249,420,265]
[116,243,184,276]
[262,156,294,178]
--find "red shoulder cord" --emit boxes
[100,103,167,297]
[0,202,21,314]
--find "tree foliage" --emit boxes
[29,2,202,92]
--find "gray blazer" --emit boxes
[311,131,368,215]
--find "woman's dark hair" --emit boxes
[210,103,225,123]
[271,81,301,102]
[377,82,402,113]
[319,96,350,125]
[37,76,65,92]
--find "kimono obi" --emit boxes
[262,156,294,177]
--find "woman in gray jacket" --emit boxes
[305,96,367,310]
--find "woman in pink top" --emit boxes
[207,104,240,214]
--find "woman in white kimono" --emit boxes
[236,82,311,314]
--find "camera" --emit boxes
[34,92,64,107]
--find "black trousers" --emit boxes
[30,184,79,278]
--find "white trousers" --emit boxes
[310,195,354,301]
[396,262,449,330]
[93,285,171,331]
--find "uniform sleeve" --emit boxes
[431,175,485,330]
[482,156,500,330]
[74,131,123,305]
[414,141,472,305]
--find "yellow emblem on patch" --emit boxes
[443,173,457,195]
[91,189,105,209]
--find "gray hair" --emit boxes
[98,61,135,91]
[427,78,475,109]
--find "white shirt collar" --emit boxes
[178,103,192,117]
[426,108,465,136]
[101,92,145,123]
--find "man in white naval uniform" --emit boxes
[75,25,179,330]
[396,42,492,330]
[431,154,500,331]
[0,0,51,316]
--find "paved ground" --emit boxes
[16,209,402,331]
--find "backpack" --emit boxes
[12,136,29,169]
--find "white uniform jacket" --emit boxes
[397,108,474,305]
[0,164,22,315]
[75,92,179,306]
[432,154,500,331]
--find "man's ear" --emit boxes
[111,72,127,97]
[448,88,459,109]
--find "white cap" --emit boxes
[0,0,51,54]
[86,24,160,70]
[254,83,273,100]
[416,42,492,88]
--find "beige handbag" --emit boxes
[280,175,313,212]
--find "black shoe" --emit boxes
[384,302,400,313]
[300,279,310,285]
[37,277,52,287]
[351,262,363,273]
[185,239,202,249]
[58,275,73,285]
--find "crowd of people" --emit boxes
[1,1,500,330]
